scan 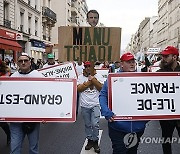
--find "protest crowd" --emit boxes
[1,45,180,154]
[0,8,180,154]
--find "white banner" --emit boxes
[108,72,180,120]
[0,77,77,122]
[38,62,77,79]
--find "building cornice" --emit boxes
[18,0,41,15]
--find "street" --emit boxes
[1,113,180,154]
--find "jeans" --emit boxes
[10,123,40,154]
[81,106,100,141]
[108,125,144,154]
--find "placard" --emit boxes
[38,62,77,79]
[108,72,180,120]
[0,77,77,122]
[96,68,109,83]
[58,26,121,62]
[148,66,160,72]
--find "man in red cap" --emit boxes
[120,52,136,72]
[158,46,179,71]
[157,46,180,154]
[99,52,147,154]
[77,61,103,153]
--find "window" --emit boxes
[3,1,9,19]
[35,0,38,10]
[20,12,24,32]
[48,0,50,7]
[43,25,46,40]
[28,16,31,34]
[3,1,11,28]
[35,19,38,36]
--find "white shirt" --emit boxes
[42,62,58,68]
[11,70,44,77]
[77,73,103,108]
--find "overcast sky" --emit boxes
[86,0,158,51]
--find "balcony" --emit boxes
[71,17,77,24]
[42,7,57,24]
[71,2,78,16]
[4,19,11,28]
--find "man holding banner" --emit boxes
[157,46,180,154]
[99,53,147,154]
[10,53,44,154]
[77,61,103,153]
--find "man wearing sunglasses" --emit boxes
[77,61,103,153]
[10,53,44,154]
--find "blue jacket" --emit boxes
[99,79,147,133]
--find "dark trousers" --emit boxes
[160,120,180,154]
[108,125,144,154]
[0,122,10,141]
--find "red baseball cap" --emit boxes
[161,46,179,56]
[120,52,135,61]
[84,61,91,66]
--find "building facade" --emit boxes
[127,0,180,55]
[0,0,22,61]
[51,0,88,59]
[16,0,45,61]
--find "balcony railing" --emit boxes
[71,17,77,24]
[42,7,57,22]
[4,19,11,28]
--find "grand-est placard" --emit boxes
[58,26,121,62]
[0,77,77,122]
[108,72,180,120]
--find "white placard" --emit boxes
[148,66,160,72]
[38,62,77,79]
[0,77,77,122]
[108,72,180,120]
[96,69,109,83]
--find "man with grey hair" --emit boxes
[10,53,44,154]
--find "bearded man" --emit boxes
[157,46,180,154]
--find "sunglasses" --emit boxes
[18,59,29,63]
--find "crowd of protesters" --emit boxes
[0,7,179,154]
[0,45,180,154]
